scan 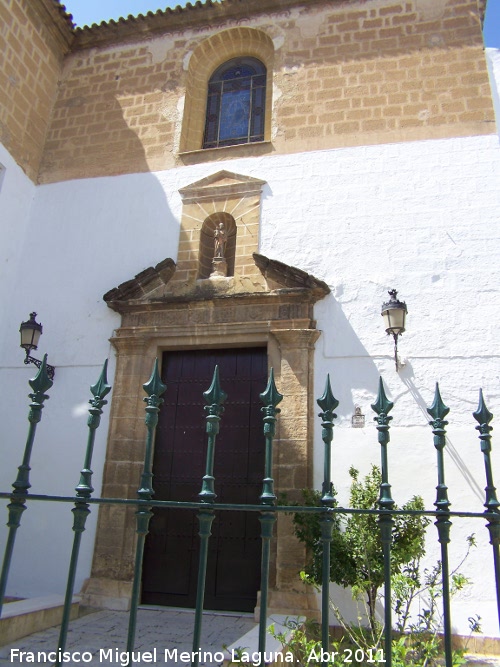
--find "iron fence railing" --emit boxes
[0,357,499,667]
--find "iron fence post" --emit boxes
[192,366,226,667]
[55,361,111,664]
[427,383,452,667]
[126,359,166,654]
[372,377,394,667]
[0,355,52,615]
[317,374,338,660]
[258,369,282,659]
[473,389,500,628]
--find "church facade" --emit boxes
[1,0,500,639]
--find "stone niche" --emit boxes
[81,172,330,620]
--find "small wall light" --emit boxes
[351,406,365,428]
[381,289,407,371]
[19,312,55,380]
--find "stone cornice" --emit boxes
[111,318,314,342]
[43,0,489,54]
[38,0,75,53]
[70,0,331,50]
[106,289,317,320]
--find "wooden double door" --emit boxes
[141,347,267,612]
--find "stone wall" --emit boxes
[0,0,72,181]
[37,0,494,183]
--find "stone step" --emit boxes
[0,595,80,646]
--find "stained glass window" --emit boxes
[203,58,266,149]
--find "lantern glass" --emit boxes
[382,306,406,335]
[381,290,407,336]
[19,313,42,352]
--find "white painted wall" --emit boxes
[1,124,500,637]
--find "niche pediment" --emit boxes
[178,170,266,203]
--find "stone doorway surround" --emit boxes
[81,172,330,618]
[82,254,329,616]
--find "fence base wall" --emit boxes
[0,595,80,646]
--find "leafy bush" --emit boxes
[285,466,481,665]
[293,465,430,630]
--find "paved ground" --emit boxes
[1,607,499,666]
[0,607,256,666]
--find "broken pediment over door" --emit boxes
[103,252,330,317]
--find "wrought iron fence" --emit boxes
[0,356,499,667]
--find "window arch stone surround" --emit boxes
[180,27,274,153]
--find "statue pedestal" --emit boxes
[211,257,227,277]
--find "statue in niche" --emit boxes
[211,222,228,278]
[214,222,227,259]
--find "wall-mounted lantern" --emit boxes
[19,312,55,380]
[381,289,407,372]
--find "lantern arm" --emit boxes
[23,351,55,381]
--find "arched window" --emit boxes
[203,57,266,149]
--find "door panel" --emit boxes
[141,347,267,611]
